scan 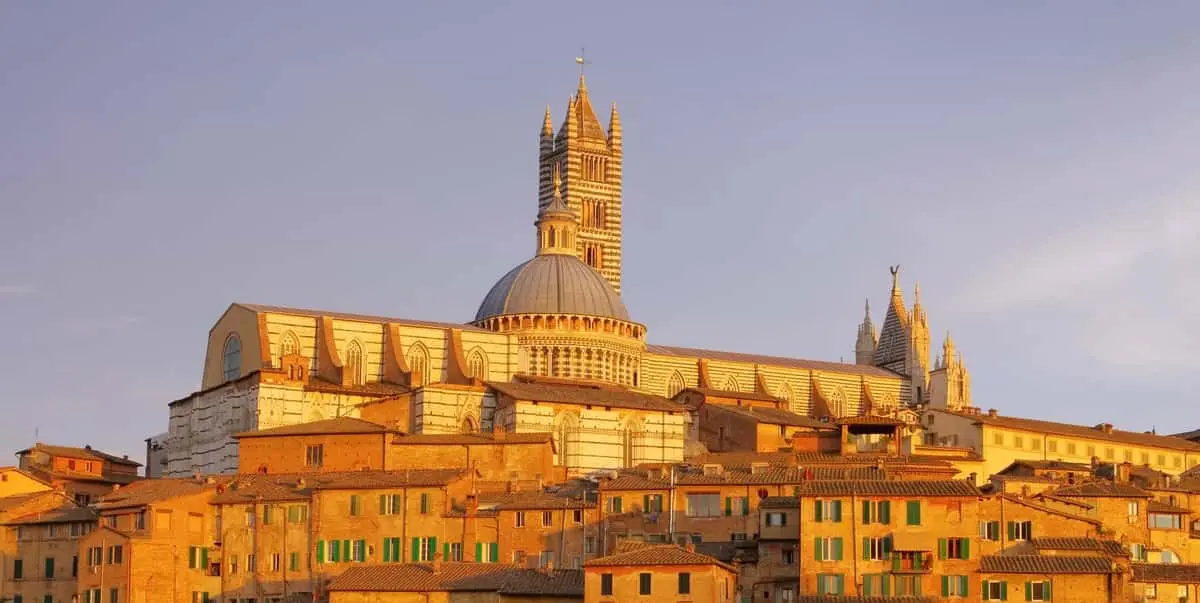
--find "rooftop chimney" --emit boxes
[432,551,443,574]
[1116,462,1132,484]
[685,542,696,553]
[987,409,998,418]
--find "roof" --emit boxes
[793,480,980,497]
[16,443,141,467]
[392,432,554,446]
[705,403,834,429]
[473,254,630,322]
[235,417,395,439]
[1030,538,1127,557]
[644,344,898,378]
[0,466,53,486]
[211,469,468,504]
[994,494,1103,527]
[4,505,98,526]
[1053,482,1152,498]
[836,415,906,427]
[305,378,412,397]
[328,563,581,595]
[1131,563,1200,583]
[979,555,1115,574]
[475,491,592,510]
[793,598,936,603]
[585,544,731,569]
[488,380,682,413]
[683,387,782,403]
[0,492,55,515]
[1147,500,1192,514]
[690,451,957,469]
[937,409,1200,452]
[1002,460,1094,473]
[231,302,490,333]
[601,466,900,490]
[96,478,225,510]
[760,496,800,509]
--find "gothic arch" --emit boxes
[829,386,846,417]
[723,375,740,392]
[280,331,300,359]
[553,412,580,468]
[666,371,686,398]
[466,347,488,380]
[344,339,365,385]
[407,341,431,386]
[222,333,242,382]
[620,416,644,469]
[776,382,793,402]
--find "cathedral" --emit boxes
[161,74,972,478]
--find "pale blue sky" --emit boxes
[2,2,1199,462]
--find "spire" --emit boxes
[608,103,622,151]
[855,298,878,366]
[559,73,605,140]
[541,106,553,137]
[535,164,576,257]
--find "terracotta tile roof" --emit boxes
[793,597,936,603]
[1031,493,1094,510]
[16,443,141,466]
[760,496,800,508]
[304,377,412,397]
[0,492,58,515]
[601,465,898,491]
[1001,460,1093,473]
[1131,563,1200,583]
[644,344,899,378]
[1147,500,1192,514]
[794,480,980,497]
[476,491,593,510]
[939,410,1200,452]
[495,568,584,596]
[328,563,533,592]
[234,417,395,439]
[690,451,957,469]
[585,543,730,569]
[0,466,53,486]
[994,494,1103,526]
[980,555,1115,574]
[97,478,226,510]
[488,380,683,413]
[392,432,553,446]
[706,404,834,428]
[835,416,906,427]
[211,469,469,504]
[233,303,491,333]
[1030,538,1128,557]
[1053,481,1152,498]
[683,387,782,403]
[4,505,98,526]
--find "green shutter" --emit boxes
[814,500,823,522]
[961,538,970,560]
[863,574,873,596]
[741,497,749,516]
[882,573,891,596]
[960,576,969,597]
[475,542,482,562]
[835,574,844,595]
[942,576,950,597]
[882,535,892,556]
[357,540,366,562]
[344,540,352,562]
[724,497,732,516]
[862,538,870,560]
[411,538,420,562]
[1044,581,1051,600]
[862,500,871,524]
[317,541,326,564]
[1024,581,1032,602]
[443,542,449,562]
[1007,521,1016,541]
[188,546,196,569]
[379,494,387,514]
[906,500,921,525]
[1000,580,1008,601]
[421,493,430,514]
[489,542,499,562]
[429,537,437,561]
[644,495,650,513]
[350,495,359,516]
[200,547,208,569]
[814,538,824,561]
[832,537,843,561]
[382,539,390,562]
[879,500,890,524]
[938,538,948,560]
[983,580,990,601]
[891,552,900,572]
[330,541,339,563]
[832,500,843,522]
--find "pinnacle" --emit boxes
[542,106,553,135]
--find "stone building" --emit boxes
[15,443,142,506]
[161,72,971,480]
[0,490,92,603]
[583,542,737,603]
[327,563,583,603]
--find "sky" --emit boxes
[2,2,1200,463]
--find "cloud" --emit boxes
[0,284,36,297]
[955,200,1200,313]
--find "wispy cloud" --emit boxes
[955,200,1200,313]
[0,284,36,297]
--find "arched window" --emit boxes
[467,348,487,380]
[345,340,364,386]
[776,382,793,402]
[723,375,740,392]
[407,342,431,386]
[461,416,477,434]
[554,413,578,468]
[829,387,846,417]
[222,334,241,382]
[667,371,686,398]
[281,331,300,358]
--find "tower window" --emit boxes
[222,335,241,382]
[584,243,603,269]
[582,154,607,182]
[581,199,606,229]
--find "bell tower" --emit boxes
[539,74,624,294]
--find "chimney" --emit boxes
[295,477,306,490]
[85,445,93,450]
[987,409,998,418]
[542,560,555,574]
[1091,456,1100,469]
[111,484,121,492]
[968,472,977,485]
[1116,462,1132,484]
[685,542,695,553]
[432,551,443,574]
[1094,423,1114,434]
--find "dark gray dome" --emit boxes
[474,254,629,322]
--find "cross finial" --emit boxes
[575,48,591,77]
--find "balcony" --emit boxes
[890,552,932,574]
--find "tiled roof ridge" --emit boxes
[231,302,491,332]
[994,494,1103,526]
[645,343,900,378]
[936,408,1200,452]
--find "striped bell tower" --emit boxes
[538,74,624,295]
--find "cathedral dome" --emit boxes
[474,254,629,322]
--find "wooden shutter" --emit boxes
[814,538,824,561]
[961,538,970,560]
[879,500,891,524]
[938,538,948,560]
[490,542,499,562]
[832,537,843,561]
[832,500,843,522]
[724,497,732,516]
[814,500,823,522]
[317,541,326,564]
[411,538,420,562]
[741,497,749,516]
[862,500,872,524]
